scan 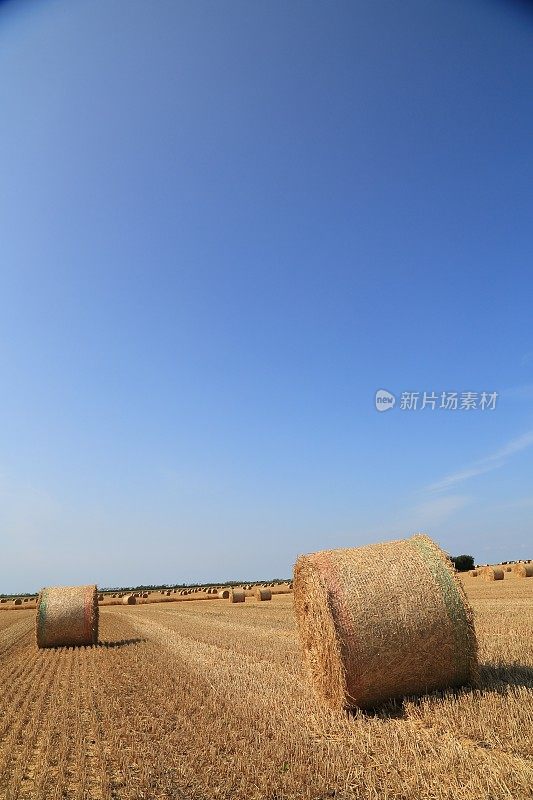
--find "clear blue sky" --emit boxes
[1,0,532,592]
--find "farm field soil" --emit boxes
[0,579,531,800]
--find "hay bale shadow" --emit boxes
[350,699,407,720]
[479,662,533,691]
[97,637,146,649]
[349,663,533,717]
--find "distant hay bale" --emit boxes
[505,566,512,572]
[469,570,478,577]
[482,567,504,581]
[293,533,478,710]
[142,592,148,598]
[122,594,136,605]
[98,594,104,601]
[512,563,533,578]
[229,588,245,603]
[218,589,230,599]
[255,587,272,601]
[0,598,7,603]
[14,598,22,605]
[166,590,171,596]
[36,585,98,648]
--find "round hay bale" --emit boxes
[36,585,98,648]
[293,533,478,710]
[0,598,7,603]
[229,588,245,603]
[255,587,272,601]
[166,590,171,596]
[218,589,230,599]
[142,592,148,598]
[512,563,533,578]
[505,566,512,572]
[469,570,478,577]
[98,594,104,601]
[14,598,22,605]
[122,594,136,605]
[482,567,504,581]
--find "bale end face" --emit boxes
[36,585,98,648]
[254,587,272,601]
[293,533,478,710]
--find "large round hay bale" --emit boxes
[254,587,272,601]
[123,594,136,605]
[36,585,98,648]
[218,589,230,599]
[229,588,245,603]
[512,563,533,578]
[293,533,478,710]
[482,567,504,581]
[14,598,22,605]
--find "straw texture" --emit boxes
[512,563,533,578]
[254,587,272,601]
[36,585,98,648]
[293,533,478,710]
[123,594,137,605]
[482,567,504,581]
[229,588,245,603]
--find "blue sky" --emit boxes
[0,0,532,592]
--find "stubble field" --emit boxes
[0,576,532,800]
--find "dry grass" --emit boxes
[36,585,98,648]
[0,579,530,799]
[512,563,533,578]
[482,567,505,581]
[229,587,245,603]
[294,535,477,710]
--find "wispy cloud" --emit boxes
[410,494,471,526]
[426,430,533,493]
[501,384,533,400]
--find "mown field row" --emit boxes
[0,579,531,800]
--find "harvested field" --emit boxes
[0,578,531,799]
